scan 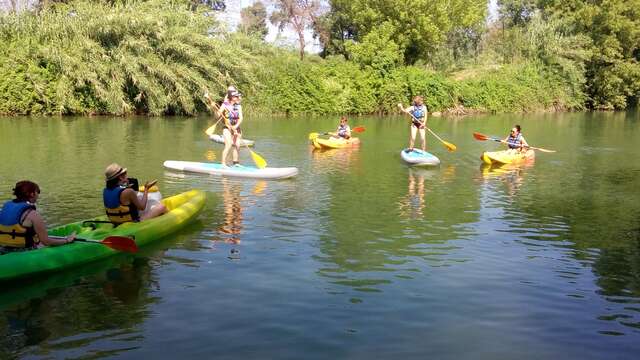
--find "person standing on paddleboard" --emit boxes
[218,91,243,167]
[331,116,351,140]
[398,96,428,152]
[0,180,75,253]
[504,125,529,152]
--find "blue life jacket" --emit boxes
[103,186,139,225]
[0,200,38,248]
[411,105,426,120]
[507,133,522,149]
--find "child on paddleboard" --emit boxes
[398,96,428,152]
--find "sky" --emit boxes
[219,0,499,54]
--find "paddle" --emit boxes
[205,94,267,169]
[473,132,556,153]
[399,108,457,152]
[308,126,366,140]
[50,235,138,253]
[203,92,222,136]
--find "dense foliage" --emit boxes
[4,0,636,115]
[0,0,253,115]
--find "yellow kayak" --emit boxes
[311,136,360,150]
[481,149,535,165]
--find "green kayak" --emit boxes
[0,189,205,282]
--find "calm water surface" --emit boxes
[1,112,639,359]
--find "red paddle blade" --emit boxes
[352,126,365,133]
[101,236,138,253]
[473,132,489,141]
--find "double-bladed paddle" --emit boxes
[308,126,366,141]
[472,132,556,153]
[50,235,138,253]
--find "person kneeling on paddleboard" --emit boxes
[0,180,75,253]
[218,91,243,167]
[398,95,428,152]
[331,116,351,140]
[103,163,167,226]
[504,125,529,152]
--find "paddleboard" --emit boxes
[400,149,441,166]
[163,160,298,179]
[209,134,255,147]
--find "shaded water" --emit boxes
[1,112,639,359]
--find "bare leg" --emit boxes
[419,127,426,151]
[232,133,242,164]
[409,125,417,150]
[222,129,232,166]
[141,204,168,221]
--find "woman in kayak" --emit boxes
[398,95,428,152]
[0,180,75,252]
[218,90,243,167]
[103,163,166,225]
[504,125,529,151]
[331,116,351,140]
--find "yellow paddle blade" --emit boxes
[308,132,319,140]
[443,141,457,152]
[204,124,216,136]
[250,149,267,169]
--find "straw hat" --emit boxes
[105,163,127,181]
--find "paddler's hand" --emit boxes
[144,179,158,191]
[397,103,404,110]
[66,232,76,244]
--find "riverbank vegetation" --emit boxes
[0,0,638,116]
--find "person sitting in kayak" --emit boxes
[398,95,428,152]
[103,163,166,225]
[217,91,243,167]
[331,116,351,140]
[504,125,529,152]
[0,180,75,253]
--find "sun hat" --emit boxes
[105,163,127,181]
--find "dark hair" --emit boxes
[515,125,521,132]
[13,180,40,201]
[106,178,121,189]
[340,116,348,122]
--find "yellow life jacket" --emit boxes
[103,187,139,225]
[0,201,38,249]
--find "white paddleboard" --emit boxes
[209,134,255,147]
[163,160,298,180]
[400,149,441,166]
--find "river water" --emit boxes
[1,112,639,359]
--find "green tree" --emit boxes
[345,22,402,75]
[239,1,268,39]
[319,0,487,65]
[270,0,321,60]
[539,0,640,109]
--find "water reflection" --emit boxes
[0,257,156,358]
[397,168,431,218]
[217,178,244,245]
[479,160,534,198]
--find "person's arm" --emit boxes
[520,135,529,149]
[26,211,74,246]
[345,125,351,137]
[124,187,148,211]
[397,103,413,114]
